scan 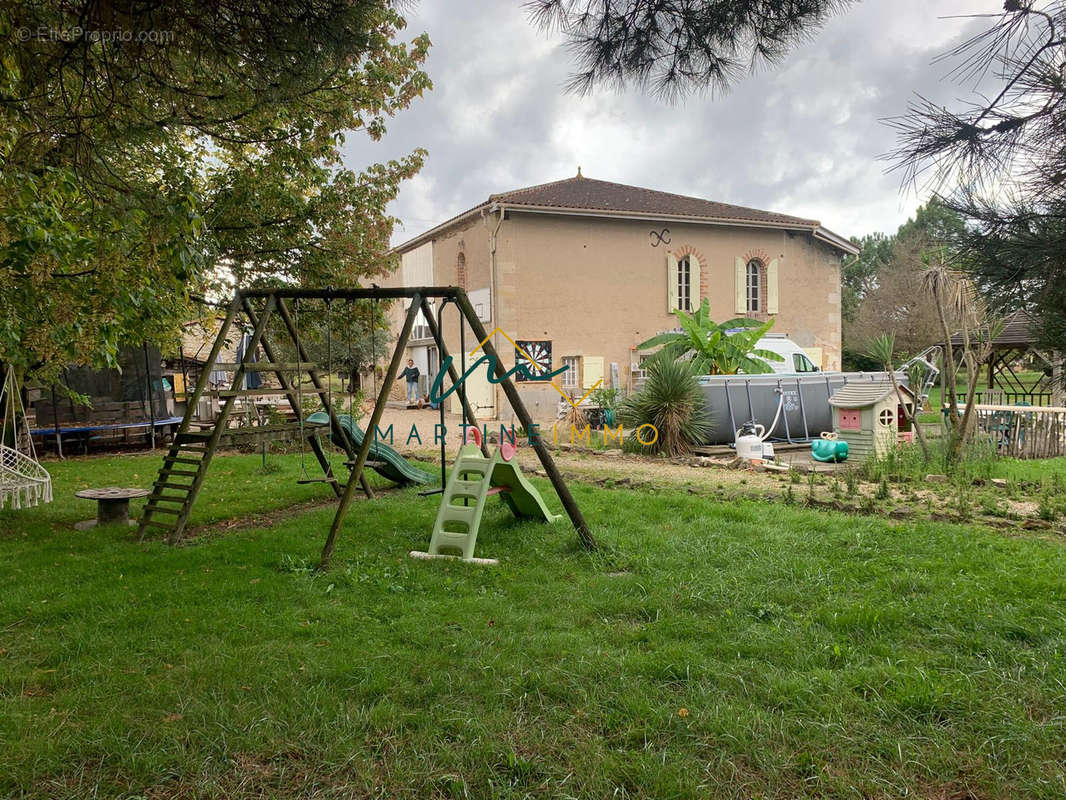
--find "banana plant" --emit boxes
[636,299,784,375]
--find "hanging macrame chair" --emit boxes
[0,367,53,510]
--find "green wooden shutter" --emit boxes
[766,258,779,314]
[735,257,746,314]
[667,252,679,312]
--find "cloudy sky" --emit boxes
[342,1,1004,246]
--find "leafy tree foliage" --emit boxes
[888,2,1066,354]
[528,0,854,97]
[0,2,429,382]
[637,299,784,374]
[842,231,892,323]
[843,200,968,366]
[270,298,391,392]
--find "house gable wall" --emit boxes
[384,207,844,423]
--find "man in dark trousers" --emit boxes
[398,359,420,404]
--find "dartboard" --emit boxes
[515,340,552,382]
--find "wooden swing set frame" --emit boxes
[137,286,594,568]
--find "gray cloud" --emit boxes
[341,0,1003,244]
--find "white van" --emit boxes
[754,334,821,375]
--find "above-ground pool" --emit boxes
[697,371,906,445]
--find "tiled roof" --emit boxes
[391,173,858,255]
[490,175,819,227]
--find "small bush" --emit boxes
[861,437,999,484]
[1039,488,1057,521]
[589,386,624,412]
[619,359,711,457]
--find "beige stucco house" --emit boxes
[380,173,858,424]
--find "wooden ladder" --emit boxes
[137,293,370,544]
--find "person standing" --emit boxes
[398,359,420,404]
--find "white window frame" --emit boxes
[561,356,580,388]
[677,256,692,312]
[746,259,761,313]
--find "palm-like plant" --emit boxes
[620,358,712,456]
[636,299,784,374]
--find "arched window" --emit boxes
[746,259,762,313]
[677,255,692,312]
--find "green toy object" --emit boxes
[411,428,558,564]
[306,412,433,485]
[811,436,849,463]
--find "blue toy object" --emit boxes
[811,437,849,463]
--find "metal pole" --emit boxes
[319,294,423,569]
[50,385,64,459]
[421,296,489,457]
[451,290,595,550]
[143,343,156,450]
[433,300,448,491]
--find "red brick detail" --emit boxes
[738,254,770,321]
[456,251,467,289]
[744,247,770,265]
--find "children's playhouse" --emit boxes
[827,379,916,460]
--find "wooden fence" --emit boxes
[971,404,1066,459]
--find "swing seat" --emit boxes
[2,368,53,511]
[1,444,53,510]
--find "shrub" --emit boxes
[619,359,711,457]
[861,437,998,484]
[589,386,623,412]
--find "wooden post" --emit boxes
[1053,350,1063,407]
[318,294,422,570]
[177,296,241,438]
[451,291,595,551]
[168,295,276,544]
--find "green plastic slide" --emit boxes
[491,460,558,522]
[305,412,433,485]
[421,443,558,562]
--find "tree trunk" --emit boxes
[889,369,930,459]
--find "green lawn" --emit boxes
[2,452,1066,798]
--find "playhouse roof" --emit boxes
[828,379,912,408]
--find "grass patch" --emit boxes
[1,452,1065,797]
[860,436,1066,487]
